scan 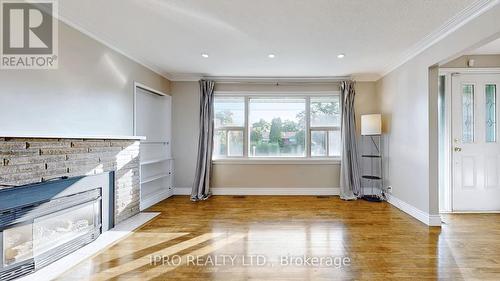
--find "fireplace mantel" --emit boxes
[0,133,146,140]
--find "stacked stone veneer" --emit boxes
[0,137,140,224]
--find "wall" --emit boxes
[442,54,500,68]
[171,81,379,189]
[376,4,500,216]
[0,21,170,137]
[0,137,140,224]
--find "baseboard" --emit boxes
[140,188,173,210]
[174,187,340,196]
[174,187,192,195]
[386,193,442,226]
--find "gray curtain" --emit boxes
[191,80,215,201]
[339,81,361,200]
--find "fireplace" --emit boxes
[0,173,114,281]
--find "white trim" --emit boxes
[442,73,453,212]
[205,76,351,83]
[19,212,160,281]
[441,210,500,213]
[134,82,168,97]
[0,133,145,140]
[174,187,339,196]
[212,159,340,165]
[214,91,340,96]
[167,73,203,81]
[439,67,500,74]
[57,15,173,80]
[383,0,500,77]
[386,193,442,226]
[174,187,192,195]
[140,189,173,210]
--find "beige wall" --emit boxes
[442,54,500,68]
[171,81,378,189]
[377,5,500,215]
[0,21,170,136]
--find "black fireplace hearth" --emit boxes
[0,173,114,281]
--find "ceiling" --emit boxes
[59,0,480,81]
[470,38,500,54]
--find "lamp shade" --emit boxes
[361,114,382,135]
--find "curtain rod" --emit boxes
[202,76,351,84]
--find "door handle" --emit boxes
[454,147,462,152]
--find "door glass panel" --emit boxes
[486,84,497,143]
[462,84,474,143]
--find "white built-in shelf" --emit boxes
[140,157,173,166]
[141,173,171,184]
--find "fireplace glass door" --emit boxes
[3,223,33,266]
[33,201,100,257]
[3,200,101,267]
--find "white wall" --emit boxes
[0,21,170,137]
[377,4,500,215]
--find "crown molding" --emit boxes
[205,76,351,83]
[167,74,354,83]
[57,14,174,81]
[168,73,204,81]
[381,0,500,77]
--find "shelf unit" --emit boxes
[134,83,173,211]
[360,135,384,202]
[140,157,173,166]
[140,172,172,185]
[139,156,173,210]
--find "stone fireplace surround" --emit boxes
[0,135,144,224]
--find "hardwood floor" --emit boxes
[57,196,500,281]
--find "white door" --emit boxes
[452,73,500,211]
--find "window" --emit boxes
[310,96,341,157]
[462,84,474,143]
[249,98,306,157]
[213,93,341,160]
[213,97,245,157]
[485,84,496,143]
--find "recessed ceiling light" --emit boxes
[268,54,276,58]
[201,53,209,58]
[337,53,345,59]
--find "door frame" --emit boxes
[438,68,500,213]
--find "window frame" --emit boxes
[213,96,246,158]
[309,96,342,157]
[212,91,341,162]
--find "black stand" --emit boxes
[360,135,384,202]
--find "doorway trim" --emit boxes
[438,68,500,213]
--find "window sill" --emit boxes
[212,158,341,165]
